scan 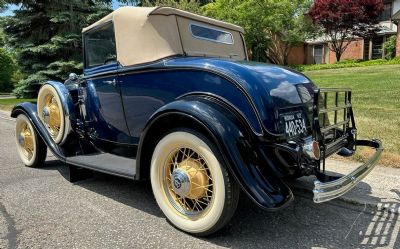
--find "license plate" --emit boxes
[281,111,307,138]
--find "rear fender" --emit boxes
[138,97,293,210]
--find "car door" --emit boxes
[83,22,131,144]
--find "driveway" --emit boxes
[0,112,399,249]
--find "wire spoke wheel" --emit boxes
[37,84,65,144]
[43,94,61,137]
[15,114,47,167]
[163,147,214,217]
[16,120,35,161]
[151,130,239,235]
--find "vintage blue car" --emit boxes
[12,6,383,235]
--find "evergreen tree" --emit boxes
[2,0,113,97]
[0,48,16,92]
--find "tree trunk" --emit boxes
[335,51,342,62]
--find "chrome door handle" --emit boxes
[104,79,117,87]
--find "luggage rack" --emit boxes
[312,88,357,173]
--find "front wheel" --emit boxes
[150,130,239,236]
[15,114,47,167]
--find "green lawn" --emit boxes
[0,98,36,111]
[305,64,400,166]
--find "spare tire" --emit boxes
[37,84,66,144]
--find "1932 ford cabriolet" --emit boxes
[12,7,383,235]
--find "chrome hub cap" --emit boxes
[171,168,191,197]
[42,107,50,123]
[164,147,214,217]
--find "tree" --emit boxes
[1,0,113,98]
[203,0,315,65]
[141,0,210,6]
[309,0,384,62]
[142,0,210,13]
[0,48,16,92]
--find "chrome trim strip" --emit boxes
[313,139,383,203]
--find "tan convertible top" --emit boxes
[82,7,247,66]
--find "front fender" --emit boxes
[139,97,293,210]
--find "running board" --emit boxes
[66,153,136,179]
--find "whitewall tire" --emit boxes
[37,84,65,144]
[15,114,47,167]
[150,130,239,236]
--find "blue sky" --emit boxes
[1,0,123,17]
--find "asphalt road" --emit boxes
[0,114,399,249]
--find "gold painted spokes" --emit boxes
[18,123,35,159]
[164,147,214,216]
[43,94,61,137]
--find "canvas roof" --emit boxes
[82,7,246,66]
[82,6,244,33]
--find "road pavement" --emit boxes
[0,111,399,249]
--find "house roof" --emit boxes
[393,10,400,21]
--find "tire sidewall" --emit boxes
[15,114,38,167]
[37,84,65,144]
[150,130,226,234]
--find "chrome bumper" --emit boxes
[313,139,383,203]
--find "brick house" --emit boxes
[289,0,400,65]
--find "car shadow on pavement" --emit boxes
[42,159,164,218]
[41,160,399,249]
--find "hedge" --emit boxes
[290,57,400,72]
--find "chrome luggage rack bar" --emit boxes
[312,88,356,172]
[311,88,383,203]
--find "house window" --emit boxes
[313,45,324,64]
[363,39,370,60]
[378,3,392,21]
[372,37,384,59]
[189,23,234,44]
[84,22,117,68]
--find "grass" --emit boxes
[291,57,400,72]
[0,98,36,111]
[305,64,400,167]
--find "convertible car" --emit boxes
[12,7,383,235]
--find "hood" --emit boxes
[164,57,317,136]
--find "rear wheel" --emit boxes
[15,114,47,167]
[150,130,239,236]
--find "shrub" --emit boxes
[384,35,397,60]
[290,57,400,72]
